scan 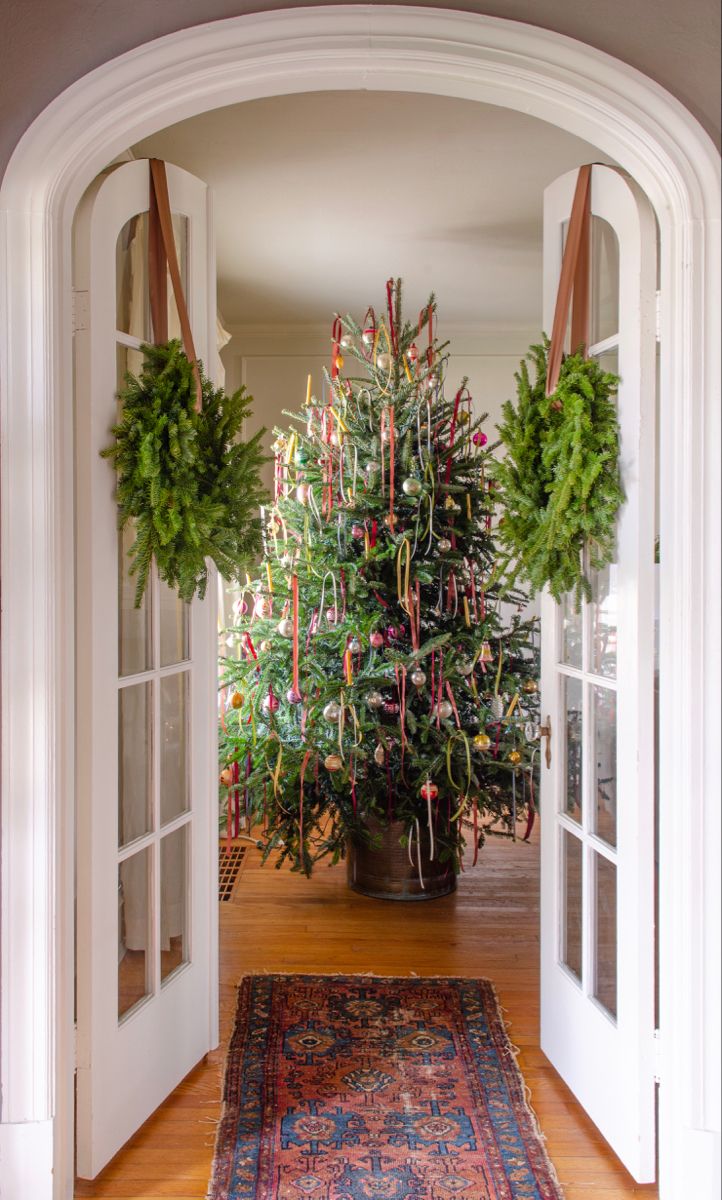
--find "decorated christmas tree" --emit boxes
[219,281,539,882]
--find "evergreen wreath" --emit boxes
[494,338,623,607]
[102,340,267,606]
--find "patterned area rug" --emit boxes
[209,975,562,1199]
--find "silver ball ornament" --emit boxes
[457,659,474,676]
[436,699,453,720]
[374,743,386,766]
[286,688,303,705]
[376,352,392,371]
[277,618,294,638]
[323,701,341,723]
[402,477,422,497]
[348,637,362,654]
[437,538,451,553]
[410,669,426,688]
[340,333,354,350]
[366,691,383,709]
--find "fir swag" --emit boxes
[102,340,267,606]
[494,339,623,606]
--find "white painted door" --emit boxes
[540,166,657,1181]
[73,160,219,1178]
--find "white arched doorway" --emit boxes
[0,8,719,1199]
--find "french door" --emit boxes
[73,160,218,1178]
[540,166,658,1180]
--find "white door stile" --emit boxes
[540,166,658,1181]
[73,160,218,1179]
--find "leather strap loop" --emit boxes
[546,163,592,396]
[148,158,202,408]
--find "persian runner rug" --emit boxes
[209,975,563,1199]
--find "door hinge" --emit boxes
[72,288,90,333]
[655,290,661,342]
[653,1028,661,1084]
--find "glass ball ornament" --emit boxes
[386,625,399,641]
[348,637,362,654]
[362,326,375,346]
[457,659,474,677]
[262,693,280,715]
[231,691,243,709]
[437,538,451,553]
[296,482,310,504]
[420,779,439,802]
[473,733,491,751]
[365,460,379,477]
[509,750,522,765]
[436,699,453,720]
[457,409,470,425]
[351,524,365,539]
[522,679,538,694]
[324,753,343,772]
[326,606,340,625]
[277,618,294,638]
[472,431,488,447]
[219,767,233,788]
[340,333,354,350]
[373,743,386,766]
[410,669,426,688]
[254,595,271,619]
[376,352,392,371]
[259,640,272,654]
[370,632,384,649]
[286,688,303,705]
[323,700,341,723]
[402,477,422,497]
[334,354,344,371]
[424,373,438,392]
[366,691,383,709]
[407,343,419,363]
[383,700,400,716]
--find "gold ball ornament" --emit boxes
[230,691,243,709]
[334,354,345,370]
[473,733,491,751]
[509,750,522,765]
[219,768,234,787]
[259,640,272,654]
[324,754,343,772]
[522,679,538,694]
[457,410,470,425]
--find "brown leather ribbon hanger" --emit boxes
[546,163,592,396]
[147,158,203,408]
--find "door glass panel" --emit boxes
[160,824,189,983]
[594,852,618,1019]
[560,591,583,669]
[594,346,619,379]
[167,215,189,338]
[593,685,617,847]
[118,682,153,846]
[159,576,190,666]
[116,213,150,339]
[118,847,152,1019]
[118,523,152,676]
[160,672,190,825]
[562,829,583,982]
[590,217,620,345]
[563,675,583,823]
[591,563,617,679]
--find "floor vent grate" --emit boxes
[219,844,247,902]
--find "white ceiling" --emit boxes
[132,91,611,333]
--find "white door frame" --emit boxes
[0,8,719,1199]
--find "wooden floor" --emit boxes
[76,830,658,1199]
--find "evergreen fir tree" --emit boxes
[220,283,539,876]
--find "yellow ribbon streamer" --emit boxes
[446,730,472,799]
[396,538,412,615]
[506,692,520,720]
[494,643,504,696]
[463,595,471,628]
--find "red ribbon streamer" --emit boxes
[292,574,300,695]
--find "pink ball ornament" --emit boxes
[262,693,279,715]
[383,701,400,715]
[472,431,488,447]
[420,779,439,802]
[351,524,365,539]
[254,595,271,619]
[326,606,340,625]
[286,688,303,705]
[370,631,384,649]
[386,625,399,641]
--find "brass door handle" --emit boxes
[539,716,552,769]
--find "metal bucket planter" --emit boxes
[347,816,456,901]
